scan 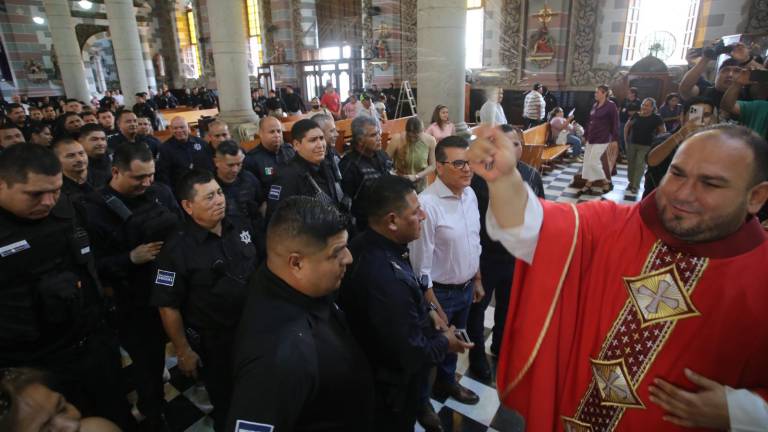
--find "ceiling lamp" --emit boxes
[78,1,93,10]
[32,16,45,24]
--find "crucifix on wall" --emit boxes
[528,4,559,68]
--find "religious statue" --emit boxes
[372,22,391,71]
[527,5,559,68]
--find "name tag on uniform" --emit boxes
[234,420,273,432]
[268,185,281,201]
[155,270,176,287]
[0,240,30,257]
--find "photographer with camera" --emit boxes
[680,39,746,110]
[721,67,768,138]
[82,142,182,431]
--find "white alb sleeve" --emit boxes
[485,184,543,264]
[727,387,768,432]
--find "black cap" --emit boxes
[533,82,542,90]
[135,92,147,97]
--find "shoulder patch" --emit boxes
[234,420,274,432]
[264,166,274,176]
[155,270,176,287]
[268,185,281,201]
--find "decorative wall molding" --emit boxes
[260,0,273,61]
[567,0,622,88]
[746,0,768,33]
[362,0,373,85]
[500,0,524,87]
[400,0,417,84]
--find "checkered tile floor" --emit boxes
[121,159,639,432]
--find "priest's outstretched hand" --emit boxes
[648,368,729,429]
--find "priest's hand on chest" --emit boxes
[648,368,729,430]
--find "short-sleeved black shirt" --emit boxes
[628,113,664,146]
[151,216,259,330]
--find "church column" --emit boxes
[207,0,258,124]
[416,0,467,133]
[42,0,91,102]
[104,0,149,107]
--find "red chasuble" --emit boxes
[495,192,768,432]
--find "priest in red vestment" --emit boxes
[467,124,768,431]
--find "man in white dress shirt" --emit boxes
[479,87,507,126]
[409,135,484,409]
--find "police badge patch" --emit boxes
[155,270,176,286]
[234,420,273,432]
[268,185,281,200]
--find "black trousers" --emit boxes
[38,326,137,431]
[523,117,545,130]
[198,327,236,432]
[116,305,167,421]
[373,369,426,432]
[467,254,515,361]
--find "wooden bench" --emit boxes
[241,137,261,152]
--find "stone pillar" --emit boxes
[104,0,149,107]
[417,0,467,133]
[42,0,92,102]
[93,54,108,93]
[138,27,158,93]
[207,0,258,124]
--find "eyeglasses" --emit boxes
[438,159,470,169]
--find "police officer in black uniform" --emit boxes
[79,124,112,189]
[152,169,259,432]
[156,116,214,188]
[265,119,351,222]
[339,176,471,431]
[465,125,545,380]
[0,144,134,430]
[82,143,182,431]
[244,116,295,197]
[228,196,374,431]
[51,137,94,203]
[339,115,393,231]
[132,92,161,131]
[214,141,264,229]
[107,110,157,157]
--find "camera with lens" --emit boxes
[688,39,735,60]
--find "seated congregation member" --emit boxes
[425,104,456,143]
[466,125,544,381]
[0,144,134,430]
[107,110,156,157]
[244,116,295,198]
[29,123,53,147]
[0,124,26,151]
[228,196,374,431]
[156,116,214,188]
[82,143,182,431]
[0,368,122,432]
[339,175,472,432]
[51,138,93,202]
[643,97,717,197]
[205,119,232,150]
[339,115,393,231]
[214,140,264,228]
[624,97,665,194]
[132,92,160,131]
[78,124,112,189]
[311,113,343,172]
[266,119,349,222]
[152,170,260,432]
[468,124,768,431]
[386,116,436,193]
[54,112,84,140]
[409,136,484,408]
[548,107,583,157]
[479,87,507,126]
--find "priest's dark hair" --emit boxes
[435,135,468,162]
[0,144,60,186]
[267,196,348,252]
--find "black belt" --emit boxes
[433,280,472,290]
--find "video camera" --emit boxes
[688,39,735,60]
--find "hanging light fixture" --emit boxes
[78,1,93,10]
[32,16,45,24]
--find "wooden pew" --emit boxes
[161,108,219,127]
[520,145,545,171]
[522,122,569,171]
[280,115,305,123]
[241,137,261,152]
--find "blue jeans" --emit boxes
[567,134,583,157]
[433,282,473,385]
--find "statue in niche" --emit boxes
[372,22,391,71]
[24,59,47,83]
[528,4,559,68]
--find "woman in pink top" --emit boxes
[424,105,455,142]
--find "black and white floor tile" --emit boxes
[122,159,639,432]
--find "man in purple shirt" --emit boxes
[581,85,619,194]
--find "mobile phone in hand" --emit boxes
[454,328,471,344]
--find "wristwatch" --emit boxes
[428,302,439,313]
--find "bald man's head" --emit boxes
[170,116,190,141]
[259,116,283,153]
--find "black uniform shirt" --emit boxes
[150,216,258,330]
[61,175,94,204]
[218,170,264,231]
[86,154,112,189]
[0,198,101,364]
[339,229,448,390]
[156,135,214,187]
[339,149,393,230]
[227,265,374,432]
[265,155,344,221]
[107,132,157,157]
[244,144,295,197]
[283,93,306,113]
